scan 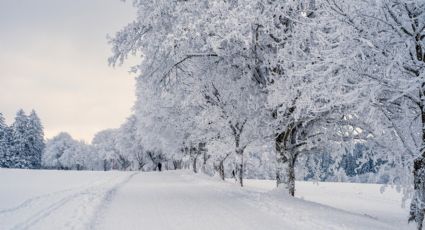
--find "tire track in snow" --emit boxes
[0,188,76,215]
[11,189,90,230]
[88,172,138,230]
[0,180,103,216]
[7,173,133,230]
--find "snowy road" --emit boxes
[0,169,414,230]
[0,170,134,230]
[96,172,286,230]
[96,171,402,230]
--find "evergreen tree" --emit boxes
[10,109,30,168]
[0,113,11,168]
[27,110,45,169]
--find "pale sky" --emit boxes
[0,0,137,142]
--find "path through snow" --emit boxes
[0,169,414,230]
[96,171,401,230]
[0,170,134,230]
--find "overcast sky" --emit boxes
[0,0,137,142]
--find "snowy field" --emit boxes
[0,169,414,230]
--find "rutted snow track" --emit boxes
[88,172,138,229]
[0,169,414,230]
[0,170,135,230]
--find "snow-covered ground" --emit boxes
[0,169,414,230]
[245,179,412,229]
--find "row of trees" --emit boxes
[42,119,380,182]
[0,110,45,169]
[42,115,165,171]
[106,0,424,229]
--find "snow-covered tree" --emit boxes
[107,1,424,214]
[115,115,146,170]
[109,0,272,186]
[43,132,100,170]
[2,109,45,169]
[317,1,424,227]
[10,109,31,168]
[200,66,267,186]
[92,129,132,171]
[43,132,75,169]
[27,110,45,169]
[0,113,11,168]
[247,0,361,195]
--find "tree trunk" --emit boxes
[214,159,226,181]
[410,17,425,230]
[235,150,244,187]
[201,151,209,174]
[276,150,296,196]
[218,159,225,180]
[287,157,296,196]
[192,155,198,173]
[229,121,247,187]
[238,159,243,187]
[409,95,425,229]
[409,156,425,230]
[173,160,182,170]
[138,161,145,171]
[215,153,231,181]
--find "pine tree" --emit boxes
[27,110,45,169]
[10,109,30,168]
[0,113,11,168]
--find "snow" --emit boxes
[0,169,415,230]
[245,180,413,229]
[0,169,132,229]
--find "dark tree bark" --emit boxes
[134,150,146,171]
[408,13,425,227]
[192,155,198,173]
[201,150,211,174]
[409,157,425,230]
[275,129,298,197]
[214,152,231,181]
[173,160,182,170]
[218,160,225,180]
[230,120,247,187]
[117,154,131,170]
[274,118,306,197]
[409,98,425,229]
[235,149,244,187]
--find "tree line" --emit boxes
[0,110,45,169]
[106,0,424,229]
